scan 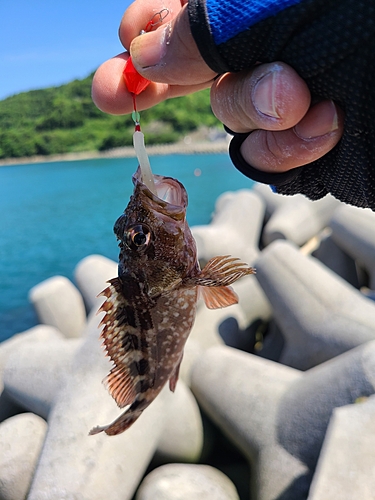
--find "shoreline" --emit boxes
[0,139,230,167]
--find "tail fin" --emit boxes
[89,406,143,436]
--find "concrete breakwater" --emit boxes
[1,185,375,499]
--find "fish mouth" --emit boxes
[133,167,188,218]
[153,177,183,205]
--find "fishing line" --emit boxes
[123,9,170,195]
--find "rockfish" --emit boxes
[90,167,255,435]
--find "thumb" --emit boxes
[130,4,216,85]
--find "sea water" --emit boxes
[0,154,254,341]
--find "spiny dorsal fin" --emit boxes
[98,278,139,408]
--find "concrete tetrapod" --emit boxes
[254,240,375,370]
[2,323,203,481]
[180,273,271,384]
[251,183,290,215]
[29,276,86,338]
[24,308,204,499]
[311,232,359,288]
[191,189,265,265]
[252,184,341,246]
[74,254,118,312]
[3,336,81,419]
[0,413,47,500]
[191,343,375,500]
[189,189,271,366]
[0,325,62,421]
[0,325,62,393]
[27,311,169,500]
[330,204,375,289]
[136,463,240,500]
[154,381,203,464]
[308,395,375,500]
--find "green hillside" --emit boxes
[0,73,220,159]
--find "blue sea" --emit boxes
[0,153,254,342]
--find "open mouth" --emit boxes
[134,166,187,209]
[153,177,184,206]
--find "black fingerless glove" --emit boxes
[188,0,375,209]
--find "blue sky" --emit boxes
[0,0,133,100]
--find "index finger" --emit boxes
[91,53,211,115]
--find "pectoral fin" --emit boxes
[186,255,254,309]
[195,255,255,287]
[199,285,239,309]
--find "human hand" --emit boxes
[92,0,216,110]
[92,0,344,175]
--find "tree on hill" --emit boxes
[0,73,220,159]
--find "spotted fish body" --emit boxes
[90,167,255,436]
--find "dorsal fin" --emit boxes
[98,278,141,408]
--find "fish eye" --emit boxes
[133,232,147,246]
[126,225,151,251]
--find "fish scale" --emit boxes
[90,167,255,436]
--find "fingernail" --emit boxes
[130,24,170,68]
[295,101,339,139]
[252,70,281,119]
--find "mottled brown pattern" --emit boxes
[90,167,255,436]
